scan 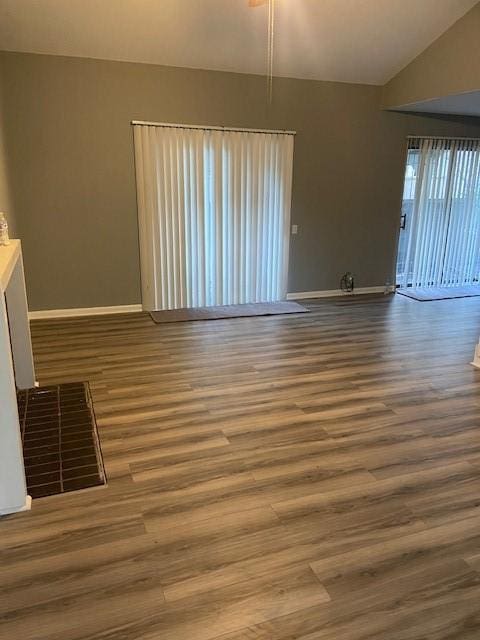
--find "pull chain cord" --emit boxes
[267,0,275,103]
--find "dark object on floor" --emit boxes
[149,300,309,323]
[396,285,480,301]
[340,272,355,293]
[17,382,106,499]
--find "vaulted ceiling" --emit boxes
[0,0,478,85]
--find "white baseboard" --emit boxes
[0,494,31,517]
[287,286,391,300]
[29,304,143,320]
[29,288,394,319]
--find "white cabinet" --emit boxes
[0,240,35,515]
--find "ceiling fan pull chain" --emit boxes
[267,0,275,103]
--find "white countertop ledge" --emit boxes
[0,239,21,291]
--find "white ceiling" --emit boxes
[396,90,480,117]
[0,0,477,85]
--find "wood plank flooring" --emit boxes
[2,293,480,639]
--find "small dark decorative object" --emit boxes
[340,272,355,293]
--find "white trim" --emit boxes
[0,494,31,517]
[287,286,392,300]
[28,289,393,319]
[132,121,296,136]
[408,135,480,142]
[29,304,143,320]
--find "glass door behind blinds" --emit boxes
[397,137,480,289]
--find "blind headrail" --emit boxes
[408,135,480,142]
[132,120,296,136]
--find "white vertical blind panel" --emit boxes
[133,125,294,310]
[399,137,480,289]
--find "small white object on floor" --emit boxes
[471,340,480,369]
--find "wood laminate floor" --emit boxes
[2,293,480,639]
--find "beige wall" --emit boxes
[0,82,16,237]
[1,51,480,311]
[383,2,480,109]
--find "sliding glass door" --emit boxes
[133,123,294,311]
[397,137,480,289]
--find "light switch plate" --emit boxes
[291,224,298,235]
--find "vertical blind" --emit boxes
[398,137,480,288]
[133,124,294,310]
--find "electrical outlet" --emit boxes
[291,224,298,235]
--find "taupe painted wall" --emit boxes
[0,83,16,237]
[1,52,480,311]
[383,2,480,109]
